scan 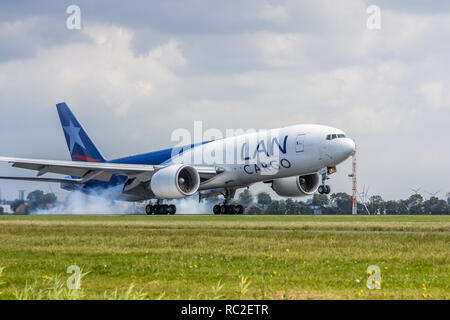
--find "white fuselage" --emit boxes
[168,124,355,190]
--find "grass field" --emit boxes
[0,214,448,300]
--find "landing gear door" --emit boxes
[296,134,305,152]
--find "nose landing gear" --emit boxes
[318,185,330,195]
[318,171,331,195]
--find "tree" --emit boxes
[385,200,400,215]
[265,200,286,215]
[0,206,3,215]
[423,197,448,215]
[406,194,424,215]
[257,192,272,210]
[312,194,329,207]
[285,198,301,214]
[368,195,385,215]
[298,201,313,215]
[44,193,57,207]
[27,190,46,212]
[238,189,254,207]
[330,192,352,214]
[26,190,57,212]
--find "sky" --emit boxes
[0,0,449,202]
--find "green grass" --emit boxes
[0,214,448,300]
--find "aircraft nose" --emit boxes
[344,138,356,156]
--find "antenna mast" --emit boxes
[352,150,357,215]
[348,145,357,215]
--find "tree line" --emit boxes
[2,189,449,215]
[205,190,450,215]
[2,190,57,214]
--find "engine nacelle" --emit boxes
[271,173,320,197]
[150,164,200,199]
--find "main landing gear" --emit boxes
[145,203,176,215]
[318,171,331,195]
[212,189,244,215]
[213,204,244,215]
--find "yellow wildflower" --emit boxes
[285,249,290,253]
[422,292,427,298]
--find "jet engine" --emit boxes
[150,164,200,199]
[271,173,320,197]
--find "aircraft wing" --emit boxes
[0,176,83,183]
[0,156,220,183]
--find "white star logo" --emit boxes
[63,121,86,153]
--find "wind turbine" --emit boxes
[360,185,370,203]
[425,190,441,198]
[409,187,422,195]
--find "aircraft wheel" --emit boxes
[213,205,221,215]
[145,205,153,215]
[318,185,324,194]
[236,205,244,214]
[168,204,176,215]
[325,185,331,194]
[220,205,227,215]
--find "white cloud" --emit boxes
[258,3,289,24]
[0,24,186,117]
[420,82,446,111]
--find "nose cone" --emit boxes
[332,138,356,164]
[344,138,356,157]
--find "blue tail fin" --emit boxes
[56,102,105,162]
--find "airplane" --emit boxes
[0,102,355,215]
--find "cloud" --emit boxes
[420,82,447,111]
[258,3,289,24]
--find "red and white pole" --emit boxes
[351,147,357,215]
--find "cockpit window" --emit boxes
[326,133,346,140]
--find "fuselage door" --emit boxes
[295,134,305,152]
